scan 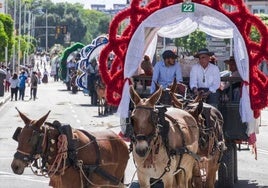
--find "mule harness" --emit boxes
[13,122,122,187]
[129,105,200,186]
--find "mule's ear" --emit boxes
[192,90,204,103]
[129,86,141,105]
[170,93,183,109]
[154,81,160,92]
[188,101,203,118]
[197,100,203,115]
[15,107,31,125]
[35,111,51,128]
[170,78,177,93]
[148,86,162,105]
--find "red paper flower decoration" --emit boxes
[99,0,268,117]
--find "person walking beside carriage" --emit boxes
[190,48,221,106]
[9,73,19,101]
[86,58,99,106]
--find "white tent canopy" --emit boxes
[117,3,254,132]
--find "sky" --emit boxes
[51,0,126,9]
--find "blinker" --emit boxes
[12,127,22,142]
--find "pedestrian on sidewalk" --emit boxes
[18,71,28,100]
[30,71,38,100]
[5,68,11,92]
[9,73,19,101]
[42,68,48,83]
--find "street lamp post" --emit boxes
[18,0,21,71]
[12,0,17,72]
[45,9,48,52]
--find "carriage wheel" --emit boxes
[233,144,238,183]
[218,141,235,188]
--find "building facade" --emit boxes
[245,0,268,14]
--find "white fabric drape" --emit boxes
[117,3,254,127]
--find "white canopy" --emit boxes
[117,3,255,131]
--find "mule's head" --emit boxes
[129,86,162,157]
[11,108,50,175]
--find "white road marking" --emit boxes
[0,171,48,183]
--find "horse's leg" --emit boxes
[162,174,176,188]
[61,168,81,188]
[137,173,150,188]
[104,100,109,115]
[98,98,101,116]
[101,98,104,115]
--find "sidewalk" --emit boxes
[0,93,10,107]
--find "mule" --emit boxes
[170,87,226,188]
[129,86,200,188]
[11,108,129,188]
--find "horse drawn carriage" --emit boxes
[97,0,268,187]
[10,0,267,187]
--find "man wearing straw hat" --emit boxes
[190,48,221,105]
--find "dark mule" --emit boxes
[170,87,226,188]
[129,86,200,187]
[11,108,129,188]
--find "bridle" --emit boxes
[13,123,47,165]
[12,123,125,187]
[129,105,159,144]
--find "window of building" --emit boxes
[253,9,259,14]
[260,9,265,13]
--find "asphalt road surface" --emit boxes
[0,80,268,188]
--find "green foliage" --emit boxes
[0,13,14,62]
[80,10,110,43]
[98,17,110,35]
[34,1,87,48]
[250,14,268,42]
[59,42,85,80]
[0,22,8,61]
[174,30,207,56]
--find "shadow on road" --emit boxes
[128,180,268,188]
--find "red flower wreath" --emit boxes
[99,0,268,118]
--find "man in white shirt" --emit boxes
[190,48,221,105]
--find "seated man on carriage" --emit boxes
[190,48,221,106]
[150,50,183,104]
[220,56,242,102]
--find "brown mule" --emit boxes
[129,86,199,188]
[11,108,129,188]
[170,86,226,188]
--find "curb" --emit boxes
[0,94,10,106]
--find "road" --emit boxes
[0,80,268,187]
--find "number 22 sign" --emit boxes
[182,3,195,12]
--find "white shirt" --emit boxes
[190,63,220,93]
[9,78,20,88]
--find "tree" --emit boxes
[98,17,110,35]
[34,1,87,49]
[80,9,110,43]
[174,30,207,56]
[0,13,14,62]
[250,14,268,42]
